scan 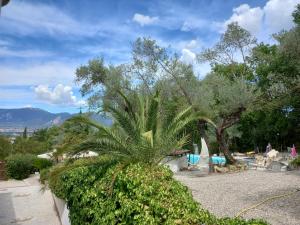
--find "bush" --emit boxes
[290,156,300,167]
[49,158,268,225]
[5,154,36,180]
[40,168,51,184]
[33,158,53,171]
[0,135,13,160]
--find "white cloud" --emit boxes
[222,0,300,36]
[223,4,264,35]
[264,0,300,33]
[194,62,212,79]
[0,1,99,37]
[0,61,76,86]
[180,48,196,64]
[181,18,208,32]
[132,13,159,26]
[0,46,53,58]
[185,39,199,49]
[34,84,86,107]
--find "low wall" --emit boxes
[52,194,71,225]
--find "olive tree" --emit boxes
[196,73,259,163]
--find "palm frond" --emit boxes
[107,106,140,142]
[67,91,204,165]
[117,90,137,122]
[145,91,159,135]
[166,106,193,134]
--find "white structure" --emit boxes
[37,152,53,159]
[162,156,188,173]
[267,149,279,159]
[72,151,99,158]
[197,138,210,173]
[52,195,71,225]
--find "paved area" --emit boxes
[0,175,61,225]
[175,170,300,225]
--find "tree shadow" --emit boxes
[241,184,300,223]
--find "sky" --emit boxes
[0,0,299,113]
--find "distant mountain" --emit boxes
[0,108,111,132]
[0,108,72,131]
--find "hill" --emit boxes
[0,108,111,133]
[0,108,72,131]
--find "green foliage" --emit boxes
[49,159,267,225]
[237,110,293,151]
[5,154,36,180]
[71,91,196,165]
[198,22,256,65]
[0,135,12,160]
[212,63,254,81]
[293,4,300,25]
[53,118,93,156]
[40,167,51,184]
[239,13,300,150]
[33,158,53,171]
[75,58,131,110]
[290,156,300,167]
[13,136,47,155]
[23,127,28,139]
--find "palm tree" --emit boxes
[71,91,197,165]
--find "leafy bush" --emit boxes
[0,135,13,160]
[40,167,51,184]
[5,154,36,180]
[290,156,300,167]
[49,158,268,225]
[33,158,53,171]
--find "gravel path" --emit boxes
[0,175,61,225]
[175,170,300,225]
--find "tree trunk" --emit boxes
[216,127,236,164]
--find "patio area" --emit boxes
[175,170,300,225]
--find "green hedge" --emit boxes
[33,158,53,171]
[5,154,36,180]
[290,156,300,167]
[48,158,268,225]
[5,154,53,180]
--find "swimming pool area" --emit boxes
[187,154,226,165]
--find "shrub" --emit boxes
[40,168,51,184]
[290,156,300,167]
[0,135,13,160]
[33,158,53,171]
[5,154,36,180]
[49,158,268,225]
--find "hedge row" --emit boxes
[48,158,268,225]
[290,156,300,168]
[5,154,53,180]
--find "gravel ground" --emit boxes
[175,170,300,225]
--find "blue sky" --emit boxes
[0,0,299,113]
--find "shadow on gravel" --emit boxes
[241,185,300,222]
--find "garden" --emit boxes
[0,4,300,225]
